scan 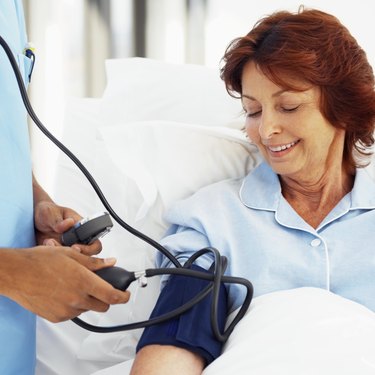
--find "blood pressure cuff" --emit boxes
[136,264,228,365]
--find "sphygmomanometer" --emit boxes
[0,35,253,344]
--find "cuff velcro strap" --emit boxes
[136,264,228,365]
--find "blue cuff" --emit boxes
[136,264,228,365]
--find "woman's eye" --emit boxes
[246,110,262,118]
[282,105,300,112]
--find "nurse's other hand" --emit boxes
[6,246,130,322]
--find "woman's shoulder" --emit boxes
[175,162,269,209]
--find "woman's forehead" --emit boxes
[241,62,316,98]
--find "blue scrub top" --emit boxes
[0,1,37,374]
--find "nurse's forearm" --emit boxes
[0,248,23,297]
[32,173,54,206]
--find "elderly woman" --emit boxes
[131,7,375,375]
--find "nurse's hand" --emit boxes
[34,200,102,256]
[3,246,130,322]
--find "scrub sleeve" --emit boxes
[0,1,37,374]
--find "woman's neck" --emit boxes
[280,165,354,228]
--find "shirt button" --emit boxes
[310,238,321,247]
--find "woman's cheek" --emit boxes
[246,121,260,144]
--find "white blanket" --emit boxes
[91,287,375,375]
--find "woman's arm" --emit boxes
[130,264,228,374]
[131,345,205,375]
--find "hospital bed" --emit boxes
[36,58,375,375]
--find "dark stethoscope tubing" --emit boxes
[0,35,253,342]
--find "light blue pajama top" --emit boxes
[158,162,375,313]
[0,1,36,374]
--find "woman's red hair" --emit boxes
[221,8,375,169]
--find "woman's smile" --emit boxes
[266,140,300,156]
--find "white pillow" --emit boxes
[50,98,108,214]
[98,121,259,223]
[101,57,244,128]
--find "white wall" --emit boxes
[204,0,375,69]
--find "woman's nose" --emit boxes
[258,110,282,139]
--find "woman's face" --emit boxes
[241,62,345,181]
